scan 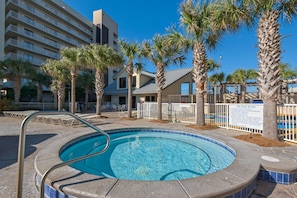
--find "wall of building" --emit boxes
[163,73,193,96]
[0,0,5,60]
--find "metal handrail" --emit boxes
[16,111,110,198]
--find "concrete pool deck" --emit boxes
[1,112,297,197]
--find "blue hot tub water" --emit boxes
[60,129,235,181]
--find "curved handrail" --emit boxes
[16,111,110,198]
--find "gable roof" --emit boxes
[133,68,192,94]
[113,67,155,79]
[104,67,192,95]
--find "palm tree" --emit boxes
[209,72,225,103]
[240,0,297,140]
[168,0,226,126]
[230,69,258,103]
[225,73,239,103]
[60,46,81,113]
[143,34,185,121]
[82,44,123,115]
[278,63,297,103]
[42,59,69,111]
[77,71,94,111]
[30,70,51,102]
[205,59,221,103]
[0,58,35,105]
[118,39,143,118]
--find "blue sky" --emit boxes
[63,0,297,75]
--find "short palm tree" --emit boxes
[60,46,81,113]
[42,59,69,111]
[205,59,221,102]
[278,63,297,103]
[82,44,124,115]
[209,72,225,103]
[230,69,258,103]
[0,59,35,105]
[77,71,94,111]
[30,70,51,102]
[118,39,143,118]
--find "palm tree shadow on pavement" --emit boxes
[0,134,56,169]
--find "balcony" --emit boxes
[5,38,60,59]
[5,24,61,49]
[5,11,81,47]
[5,52,45,66]
[20,0,93,36]
[6,0,92,44]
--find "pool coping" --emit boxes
[35,127,261,198]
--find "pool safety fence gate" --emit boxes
[137,102,297,144]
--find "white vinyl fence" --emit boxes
[137,102,297,143]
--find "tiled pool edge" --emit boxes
[35,172,259,198]
[258,168,297,184]
[34,127,261,198]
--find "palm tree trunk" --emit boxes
[240,84,246,103]
[195,83,205,125]
[219,84,223,103]
[157,90,163,120]
[37,84,43,102]
[95,70,105,115]
[70,68,76,113]
[263,98,278,140]
[13,76,21,105]
[127,74,132,118]
[204,79,208,103]
[192,42,207,126]
[57,81,65,111]
[156,63,165,121]
[84,87,89,112]
[126,62,133,118]
[258,10,281,140]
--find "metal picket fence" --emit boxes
[137,102,297,144]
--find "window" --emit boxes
[119,77,126,88]
[181,82,189,95]
[132,76,136,87]
[151,96,155,102]
[192,82,196,94]
[119,96,126,105]
[145,96,150,102]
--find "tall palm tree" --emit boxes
[82,44,123,115]
[60,46,81,113]
[142,34,185,121]
[0,59,35,105]
[209,72,225,103]
[77,71,94,111]
[240,0,297,140]
[168,0,226,126]
[118,39,143,118]
[42,59,69,111]
[230,69,258,103]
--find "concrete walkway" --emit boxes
[1,112,297,197]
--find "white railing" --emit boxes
[137,102,297,143]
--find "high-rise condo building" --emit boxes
[1,0,119,92]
